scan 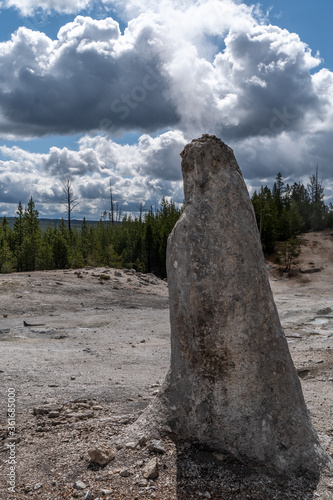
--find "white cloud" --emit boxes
[0,14,179,138]
[0,0,92,16]
[0,4,326,142]
[101,0,193,19]
[0,130,187,217]
[1,1,333,216]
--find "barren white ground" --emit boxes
[0,231,332,499]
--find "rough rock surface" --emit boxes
[142,457,159,479]
[137,135,330,474]
[88,443,116,465]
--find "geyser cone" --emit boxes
[129,135,331,475]
[160,135,329,473]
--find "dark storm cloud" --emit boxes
[0,8,329,146]
[0,16,179,138]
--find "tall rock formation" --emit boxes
[135,135,331,474]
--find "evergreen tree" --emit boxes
[1,216,10,241]
[308,166,326,230]
[59,218,69,240]
[13,201,24,271]
[95,220,109,264]
[80,217,90,264]
[105,244,123,268]
[277,236,302,274]
[0,197,182,276]
[289,200,305,236]
[251,187,277,253]
[22,196,42,271]
[52,228,69,269]
[272,172,284,216]
[144,211,155,273]
[291,182,312,231]
[86,227,98,265]
[0,219,4,250]
[0,241,16,273]
[39,239,54,269]
[327,203,333,229]
[278,207,291,240]
[283,183,292,211]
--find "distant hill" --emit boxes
[3,217,107,231]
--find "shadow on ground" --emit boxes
[175,446,319,500]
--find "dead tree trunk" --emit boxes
[62,177,79,232]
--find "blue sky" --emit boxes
[247,0,333,71]
[0,0,333,219]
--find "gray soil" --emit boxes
[0,231,333,499]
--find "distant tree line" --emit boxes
[1,168,333,276]
[0,197,183,278]
[251,168,333,254]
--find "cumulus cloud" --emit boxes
[0,2,328,143]
[102,0,204,21]
[0,130,187,217]
[0,0,92,16]
[1,0,333,215]
[0,15,179,138]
